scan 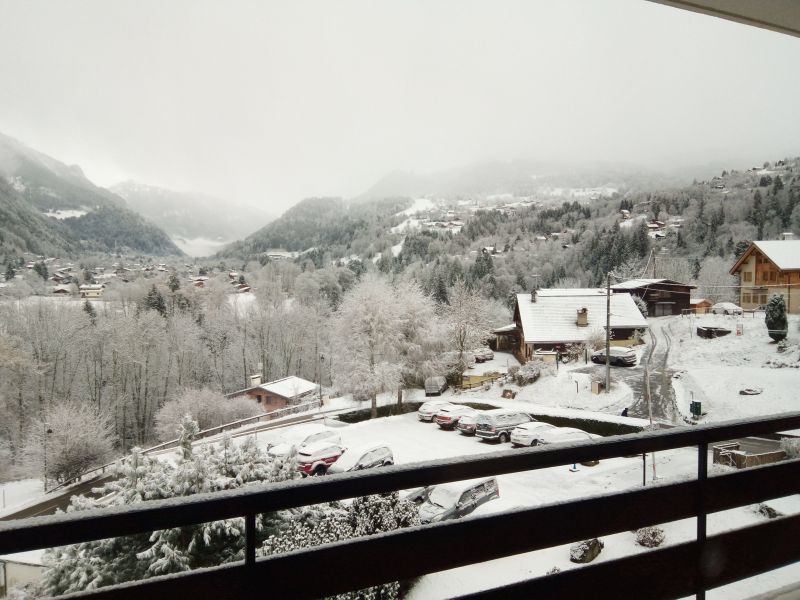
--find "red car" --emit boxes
[435,405,479,430]
[296,441,345,476]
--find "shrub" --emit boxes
[515,360,544,385]
[781,437,800,459]
[765,295,788,342]
[154,388,262,441]
[635,526,665,548]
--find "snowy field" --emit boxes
[669,314,799,424]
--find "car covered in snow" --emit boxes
[424,376,449,396]
[473,347,494,362]
[591,346,638,367]
[418,400,453,422]
[296,441,345,476]
[415,477,500,523]
[267,426,342,458]
[475,409,533,442]
[533,427,598,447]
[711,302,743,315]
[434,405,479,430]
[327,444,393,474]
[457,411,482,436]
[509,421,557,447]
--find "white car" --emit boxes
[534,427,598,446]
[510,421,557,447]
[418,400,453,422]
[267,425,342,458]
[711,302,743,315]
[327,444,394,474]
[473,347,494,362]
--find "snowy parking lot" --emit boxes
[217,410,800,599]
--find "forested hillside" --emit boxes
[220,196,411,258]
[0,179,78,257]
[0,132,182,257]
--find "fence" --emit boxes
[2,411,800,599]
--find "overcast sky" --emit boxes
[0,0,798,211]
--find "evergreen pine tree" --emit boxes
[765,295,788,342]
[4,264,15,281]
[167,273,180,292]
[143,285,167,317]
[83,300,97,324]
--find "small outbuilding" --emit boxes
[611,278,695,316]
[690,298,713,314]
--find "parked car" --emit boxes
[327,444,393,474]
[475,409,533,442]
[424,376,448,396]
[534,427,598,446]
[418,400,453,422]
[296,441,345,476]
[711,302,743,315]
[457,411,481,436]
[510,421,557,447]
[267,426,341,458]
[591,346,637,366]
[417,477,500,523]
[473,347,494,362]
[435,405,479,430]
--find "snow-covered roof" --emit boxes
[611,278,694,290]
[753,240,800,270]
[516,291,648,344]
[690,298,712,305]
[260,376,317,399]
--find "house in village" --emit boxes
[0,552,44,597]
[611,278,695,316]
[729,240,800,313]
[690,298,713,314]
[78,284,104,299]
[226,375,318,412]
[498,289,649,363]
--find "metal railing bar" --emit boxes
[56,490,800,600]
[39,460,800,600]
[460,513,800,600]
[2,415,799,555]
[696,441,708,600]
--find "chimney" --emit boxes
[531,289,537,303]
[249,373,262,387]
[576,307,589,327]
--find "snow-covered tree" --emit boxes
[765,295,788,342]
[261,492,421,600]
[154,388,261,441]
[332,275,406,418]
[443,279,494,379]
[40,426,298,596]
[633,296,648,318]
[21,402,114,486]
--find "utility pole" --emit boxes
[605,272,611,393]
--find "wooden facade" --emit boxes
[611,279,694,316]
[730,241,800,314]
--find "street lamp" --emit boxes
[42,422,53,492]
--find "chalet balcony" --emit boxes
[1,412,799,599]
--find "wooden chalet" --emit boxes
[729,240,800,313]
[611,278,694,316]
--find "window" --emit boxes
[743,272,752,282]
[760,294,768,304]
[770,271,777,282]
[743,294,751,303]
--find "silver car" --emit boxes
[327,444,393,474]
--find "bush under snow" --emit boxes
[154,387,261,441]
[635,526,665,548]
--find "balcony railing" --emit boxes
[1,412,799,599]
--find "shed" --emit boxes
[690,298,713,314]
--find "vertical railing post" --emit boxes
[696,442,708,600]
[245,513,256,566]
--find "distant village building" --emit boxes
[690,298,713,314]
[78,284,104,299]
[499,289,649,362]
[225,375,318,411]
[611,278,695,316]
[729,240,800,313]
